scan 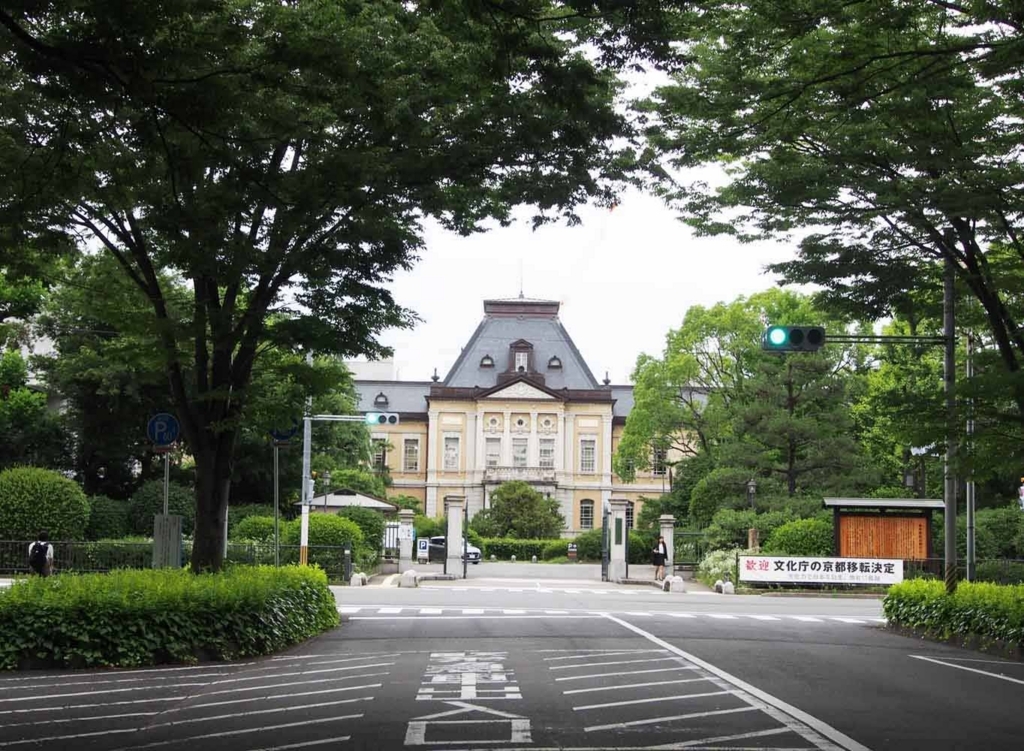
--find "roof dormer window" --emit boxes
[373,392,389,408]
[480,355,495,368]
[515,351,528,372]
[547,356,562,370]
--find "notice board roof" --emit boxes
[823,497,945,510]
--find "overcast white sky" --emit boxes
[372,186,800,385]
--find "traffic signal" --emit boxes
[365,412,400,425]
[762,325,826,352]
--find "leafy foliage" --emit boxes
[336,507,385,551]
[483,481,565,539]
[697,548,742,589]
[390,495,423,513]
[704,509,797,552]
[128,480,196,537]
[414,515,445,540]
[884,580,1024,647]
[232,516,277,543]
[0,350,66,471]
[763,518,834,557]
[0,467,90,540]
[85,496,130,541]
[282,515,364,550]
[0,566,338,669]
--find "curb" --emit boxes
[756,592,888,600]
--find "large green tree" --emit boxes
[474,481,565,539]
[0,1,674,569]
[616,290,878,505]
[642,0,1024,423]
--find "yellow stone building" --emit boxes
[354,297,673,535]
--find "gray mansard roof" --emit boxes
[443,298,600,390]
[354,380,431,414]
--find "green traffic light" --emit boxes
[767,327,788,346]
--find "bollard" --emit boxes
[400,570,418,588]
[343,548,352,582]
[349,573,363,587]
[531,555,537,563]
[511,555,517,562]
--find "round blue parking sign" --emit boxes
[147,413,181,447]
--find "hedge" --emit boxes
[233,515,277,543]
[0,467,91,541]
[480,538,550,560]
[763,517,833,557]
[883,579,1024,648]
[129,480,196,536]
[85,495,131,540]
[0,566,339,670]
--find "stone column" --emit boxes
[659,514,676,571]
[529,410,539,466]
[608,498,629,582]
[502,410,512,465]
[444,495,466,572]
[398,509,416,570]
[426,410,439,516]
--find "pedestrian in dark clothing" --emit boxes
[28,531,54,577]
[652,536,668,581]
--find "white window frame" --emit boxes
[579,500,594,530]
[512,437,529,468]
[539,438,555,470]
[403,438,420,473]
[515,351,528,371]
[626,501,635,531]
[443,433,460,471]
[652,446,667,476]
[485,437,502,468]
[372,433,387,471]
[579,436,597,474]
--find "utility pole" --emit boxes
[943,258,958,594]
[966,332,975,582]
[300,352,313,566]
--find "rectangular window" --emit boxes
[372,438,387,471]
[580,438,596,474]
[515,351,528,371]
[652,447,667,476]
[512,438,529,468]
[485,437,501,468]
[403,439,419,473]
[579,501,594,530]
[443,435,460,471]
[539,438,555,469]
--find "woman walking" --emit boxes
[652,536,668,581]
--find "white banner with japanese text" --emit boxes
[739,556,904,585]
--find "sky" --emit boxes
[368,186,801,386]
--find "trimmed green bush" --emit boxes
[629,529,656,565]
[0,566,339,670]
[80,537,154,571]
[85,495,130,540]
[228,504,278,533]
[233,515,277,543]
[573,529,604,561]
[763,518,834,557]
[883,579,1024,647]
[542,540,568,560]
[0,467,91,541]
[480,538,551,560]
[282,515,364,549]
[414,514,444,540]
[336,507,385,550]
[129,480,196,536]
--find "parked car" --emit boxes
[427,536,481,564]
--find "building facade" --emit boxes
[353,297,675,535]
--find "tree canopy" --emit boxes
[0,1,676,569]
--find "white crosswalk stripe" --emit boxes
[338,606,885,625]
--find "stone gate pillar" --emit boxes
[444,495,466,571]
[608,498,629,581]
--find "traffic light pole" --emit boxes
[943,259,957,594]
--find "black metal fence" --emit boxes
[1,540,375,583]
[905,557,1024,585]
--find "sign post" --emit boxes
[269,424,298,568]
[147,413,181,568]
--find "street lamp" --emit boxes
[322,470,332,510]
[746,479,757,510]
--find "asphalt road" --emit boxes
[1,584,1020,751]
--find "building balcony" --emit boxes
[484,466,557,484]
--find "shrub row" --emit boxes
[0,566,339,670]
[883,579,1024,648]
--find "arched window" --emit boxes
[373,392,388,408]
[579,499,594,530]
[480,355,495,368]
[626,501,635,531]
[548,356,562,370]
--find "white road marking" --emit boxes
[1,711,158,729]
[550,657,680,671]
[0,683,206,704]
[625,611,653,617]
[144,697,371,730]
[202,673,389,697]
[420,608,443,614]
[0,726,143,747]
[462,608,485,615]
[378,607,403,614]
[544,650,667,661]
[671,726,795,748]
[174,683,383,710]
[791,616,823,623]
[245,737,351,751]
[933,656,1022,665]
[748,615,781,621]
[910,655,1024,686]
[269,652,393,661]
[544,610,569,615]
[574,689,733,711]
[555,666,699,682]
[503,609,527,615]
[301,656,387,667]
[113,714,364,750]
[832,618,865,624]
[584,706,756,732]
[667,613,696,619]
[707,614,737,620]
[338,607,361,614]
[605,614,871,751]
[350,615,601,620]
[0,697,186,716]
[209,663,393,685]
[0,662,253,682]
[562,677,712,695]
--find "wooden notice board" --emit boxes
[838,515,929,560]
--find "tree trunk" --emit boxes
[190,432,236,572]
